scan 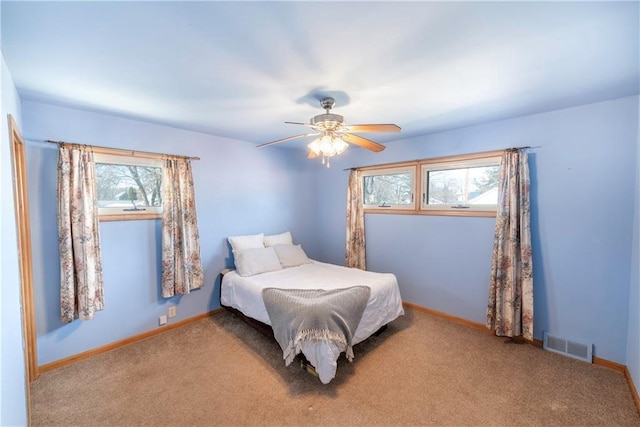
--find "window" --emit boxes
[361,166,416,210]
[360,151,502,217]
[421,155,501,212]
[94,153,163,220]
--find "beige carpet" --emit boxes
[30,308,639,426]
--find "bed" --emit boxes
[220,232,404,384]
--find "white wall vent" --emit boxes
[543,332,593,363]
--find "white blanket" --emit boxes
[221,260,404,383]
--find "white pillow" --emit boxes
[228,233,265,252]
[233,247,283,277]
[272,244,311,268]
[264,231,293,247]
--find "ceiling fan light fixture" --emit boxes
[319,135,336,156]
[307,139,321,155]
[308,133,349,158]
[333,137,349,155]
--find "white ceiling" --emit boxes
[2,1,638,147]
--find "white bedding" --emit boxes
[220,260,404,383]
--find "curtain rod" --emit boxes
[343,145,536,171]
[45,139,200,161]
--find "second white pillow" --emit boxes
[272,244,311,268]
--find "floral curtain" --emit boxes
[161,158,204,298]
[57,146,105,322]
[345,169,366,269]
[486,149,534,340]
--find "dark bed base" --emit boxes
[221,303,275,340]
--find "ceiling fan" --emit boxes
[257,97,401,166]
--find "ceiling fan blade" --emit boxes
[308,151,318,159]
[344,124,401,133]
[342,133,386,152]
[285,121,312,126]
[256,132,318,148]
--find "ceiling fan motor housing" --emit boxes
[319,97,336,111]
[311,113,344,130]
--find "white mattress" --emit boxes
[221,260,404,383]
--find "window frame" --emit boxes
[93,152,164,221]
[361,164,417,212]
[420,154,502,214]
[359,151,503,217]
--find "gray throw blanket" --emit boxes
[262,286,371,366]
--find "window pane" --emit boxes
[95,163,162,209]
[363,172,413,206]
[427,165,499,205]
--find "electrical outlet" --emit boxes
[159,315,167,326]
[168,306,176,318]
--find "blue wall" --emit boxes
[0,51,28,426]
[22,100,318,365]
[313,96,638,364]
[627,105,639,393]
